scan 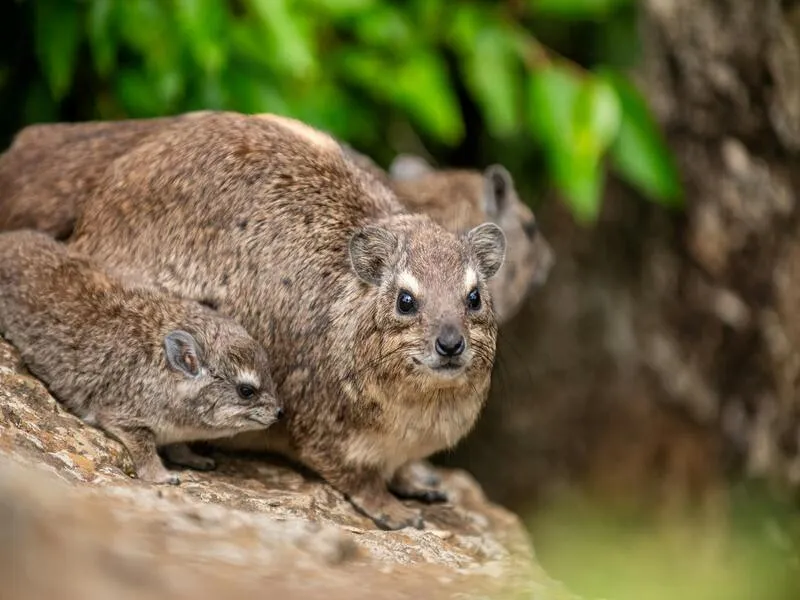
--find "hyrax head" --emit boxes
[390,156,555,323]
[349,215,506,387]
[163,324,283,432]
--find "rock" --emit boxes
[0,337,574,600]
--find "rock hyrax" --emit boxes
[67,111,506,529]
[0,230,282,484]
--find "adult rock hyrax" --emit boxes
[66,111,507,530]
[0,230,283,485]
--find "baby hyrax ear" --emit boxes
[483,164,514,219]
[467,223,507,280]
[389,154,434,181]
[349,226,399,286]
[164,330,202,378]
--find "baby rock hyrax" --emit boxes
[0,230,283,484]
[66,111,506,529]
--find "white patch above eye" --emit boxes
[464,267,478,292]
[236,370,261,389]
[396,271,422,297]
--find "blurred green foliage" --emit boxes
[0,0,681,222]
[527,481,800,600]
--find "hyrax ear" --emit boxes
[483,164,514,218]
[389,154,434,181]
[467,222,507,280]
[164,330,202,378]
[349,226,399,286]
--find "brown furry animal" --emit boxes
[0,113,551,323]
[65,111,506,530]
[0,229,282,485]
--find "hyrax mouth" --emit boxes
[413,356,467,377]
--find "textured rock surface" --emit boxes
[0,337,574,600]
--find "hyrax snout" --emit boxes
[0,230,282,485]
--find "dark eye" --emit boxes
[396,290,418,315]
[237,384,256,400]
[467,288,481,311]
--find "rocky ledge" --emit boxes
[0,337,575,600]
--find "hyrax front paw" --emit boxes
[138,463,182,486]
[372,501,425,531]
[349,493,425,531]
[389,463,448,504]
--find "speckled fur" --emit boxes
[0,114,552,324]
[64,111,505,529]
[0,112,211,239]
[388,156,556,324]
[0,230,280,484]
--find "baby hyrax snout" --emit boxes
[163,328,283,433]
[349,218,506,386]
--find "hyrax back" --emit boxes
[0,112,210,239]
[0,230,282,484]
[68,111,506,529]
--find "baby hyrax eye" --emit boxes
[467,288,481,311]
[396,290,418,315]
[237,383,257,400]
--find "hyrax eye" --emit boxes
[396,290,418,315]
[467,288,481,311]
[237,384,256,399]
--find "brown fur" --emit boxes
[0,230,281,484]
[0,114,552,323]
[61,111,506,530]
[0,112,211,238]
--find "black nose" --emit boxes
[276,407,285,420]
[435,326,465,357]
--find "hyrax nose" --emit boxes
[276,407,285,420]
[435,325,465,357]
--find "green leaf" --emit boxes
[530,0,633,19]
[116,69,167,116]
[552,146,605,224]
[223,70,290,115]
[248,0,317,79]
[573,76,621,155]
[302,0,377,19]
[528,65,582,146]
[352,4,414,49]
[602,71,683,207]
[393,53,464,145]
[462,25,521,137]
[529,66,617,223]
[34,0,82,100]
[339,50,463,145]
[174,0,227,74]
[87,0,117,76]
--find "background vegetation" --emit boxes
[0,0,680,224]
